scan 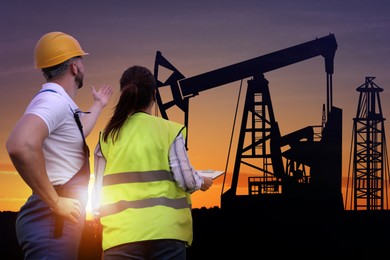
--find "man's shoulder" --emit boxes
[27,89,69,119]
[31,89,67,107]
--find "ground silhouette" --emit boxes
[2,207,390,259]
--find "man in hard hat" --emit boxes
[6,31,113,260]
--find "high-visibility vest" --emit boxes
[99,112,193,250]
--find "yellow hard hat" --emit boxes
[34,31,89,69]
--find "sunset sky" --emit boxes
[1,0,390,212]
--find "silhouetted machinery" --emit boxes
[345,77,389,210]
[154,34,344,212]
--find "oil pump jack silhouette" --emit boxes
[153,34,344,213]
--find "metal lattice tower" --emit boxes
[349,77,388,210]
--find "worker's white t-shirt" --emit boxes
[25,83,85,185]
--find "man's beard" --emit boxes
[75,71,84,89]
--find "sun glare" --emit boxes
[85,174,95,221]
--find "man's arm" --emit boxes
[81,85,113,137]
[6,114,82,223]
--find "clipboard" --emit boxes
[197,170,224,179]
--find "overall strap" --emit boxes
[35,89,88,145]
[34,88,58,97]
[38,89,58,94]
[73,110,90,145]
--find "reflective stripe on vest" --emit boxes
[99,170,189,217]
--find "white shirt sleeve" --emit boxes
[91,142,106,218]
[169,133,204,193]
